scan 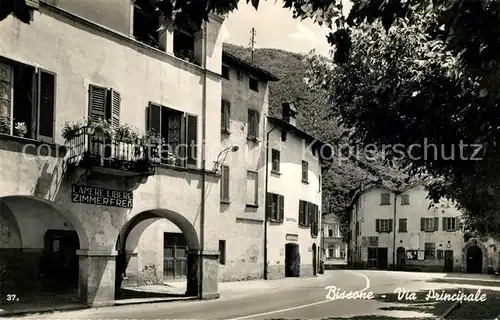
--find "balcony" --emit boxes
[64,121,160,177]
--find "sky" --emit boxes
[221,1,352,57]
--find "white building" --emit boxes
[322,213,347,268]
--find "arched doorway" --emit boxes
[396,247,406,271]
[285,243,300,277]
[115,209,200,299]
[467,245,483,273]
[312,243,317,276]
[0,196,88,304]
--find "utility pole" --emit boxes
[249,27,256,63]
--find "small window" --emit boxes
[218,240,226,265]
[173,29,196,64]
[328,229,333,237]
[301,161,308,182]
[271,149,280,172]
[298,200,310,226]
[401,194,410,205]
[236,70,243,81]
[249,77,259,91]
[222,65,230,80]
[398,218,407,232]
[421,217,438,232]
[376,219,393,233]
[133,0,162,50]
[266,192,284,222]
[221,100,230,132]
[381,193,391,205]
[443,217,457,231]
[425,242,436,260]
[246,170,258,206]
[220,165,230,202]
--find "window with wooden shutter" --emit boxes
[247,109,259,139]
[37,70,56,141]
[88,85,107,122]
[301,161,308,182]
[376,219,380,232]
[271,149,280,172]
[218,240,226,265]
[381,193,391,205]
[185,114,197,167]
[434,217,439,231]
[221,100,230,132]
[278,195,284,222]
[109,89,121,128]
[220,165,230,201]
[266,192,273,219]
[148,102,162,135]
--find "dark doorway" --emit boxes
[285,243,300,277]
[467,245,483,273]
[163,233,187,279]
[396,247,406,271]
[41,230,80,291]
[312,244,317,276]
[444,250,454,272]
[377,248,388,269]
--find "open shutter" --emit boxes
[89,85,107,122]
[375,219,380,232]
[185,114,198,166]
[278,195,284,222]
[434,217,439,231]
[389,219,393,233]
[222,166,230,200]
[266,193,272,219]
[37,70,55,141]
[421,218,425,231]
[442,217,447,231]
[110,89,121,128]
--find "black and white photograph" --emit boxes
[1,0,500,319]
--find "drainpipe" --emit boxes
[199,20,208,298]
[392,192,397,270]
[264,125,277,280]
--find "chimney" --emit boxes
[282,101,297,126]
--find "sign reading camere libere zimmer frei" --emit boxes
[71,185,133,208]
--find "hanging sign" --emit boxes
[71,185,133,208]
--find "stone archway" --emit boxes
[115,209,200,298]
[462,238,488,274]
[0,195,89,301]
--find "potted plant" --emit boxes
[115,124,139,144]
[62,120,86,141]
[14,122,27,137]
[0,115,10,134]
[166,151,177,165]
[88,118,113,139]
[143,129,164,163]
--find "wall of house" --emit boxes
[0,6,224,302]
[266,124,322,279]
[217,62,269,281]
[322,213,347,262]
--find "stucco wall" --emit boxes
[217,59,269,281]
[266,124,322,277]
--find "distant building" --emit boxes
[322,213,347,268]
[348,182,500,274]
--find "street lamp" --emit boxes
[213,145,239,172]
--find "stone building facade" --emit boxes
[0,0,225,306]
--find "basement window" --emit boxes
[173,29,196,64]
[133,0,162,49]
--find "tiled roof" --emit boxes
[222,50,279,82]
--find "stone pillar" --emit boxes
[77,249,117,307]
[185,250,219,299]
[123,251,138,286]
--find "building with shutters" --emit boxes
[0,0,226,307]
[348,182,500,274]
[321,213,347,269]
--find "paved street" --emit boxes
[11,270,498,319]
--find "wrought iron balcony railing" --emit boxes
[66,127,160,175]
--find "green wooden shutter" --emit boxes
[37,70,55,140]
[434,217,439,231]
[110,89,121,128]
[278,195,284,222]
[421,218,425,231]
[89,85,107,122]
[185,114,198,166]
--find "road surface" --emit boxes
[11,270,464,319]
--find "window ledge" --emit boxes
[301,179,309,184]
[245,204,259,208]
[158,163,220,177]
[271,170,281,176]
[401,203,410,205]
[0,133,66,157]
[220,199,231,204]
[269,219,283,224]
[380,203,391,206]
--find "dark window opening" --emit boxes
[133,0,161,49]
[173,29,196,64]
[249,77,258,91]
[222,65,230,80]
